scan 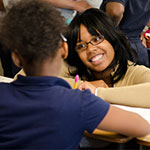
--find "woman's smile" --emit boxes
[78,25,115,72]
[90,53,104,65]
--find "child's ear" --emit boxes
[11,51,22,68]
[61,42,68,59]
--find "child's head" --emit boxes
[65,8,138,83]
[0,0,67,75]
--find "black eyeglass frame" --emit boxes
[75,35,104,52]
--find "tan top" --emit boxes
[15,61,150,108]
[97,63,150,108]
[60,62,150,107]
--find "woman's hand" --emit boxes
[89,80,109,88]
[78,81,96,94]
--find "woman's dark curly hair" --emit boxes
[0,0,66,65]
[65,8,138,84]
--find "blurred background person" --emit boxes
[0,0,21,78]
[100,0,150,67]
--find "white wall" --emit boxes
[86,0,103,8]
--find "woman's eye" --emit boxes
[93,37,100,42]
[77,44,86,49]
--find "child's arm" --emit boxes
[97,105,150,137]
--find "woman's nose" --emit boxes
[87,42,97,53]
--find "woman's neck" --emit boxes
[91,69,114,87]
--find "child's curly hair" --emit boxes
[0,0,66,65]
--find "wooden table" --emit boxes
[136,135,150,149]
[84,129,150,149]
[84,129,133,143]
[84,129,134,150]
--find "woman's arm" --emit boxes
[77,80,150,107]
[97,83,150,107]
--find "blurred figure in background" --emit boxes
[0,0,21,77]
[45,0,92,24]
[100,0,150,67]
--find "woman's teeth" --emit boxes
[91,55,103,62]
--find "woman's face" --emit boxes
[76,25,115,72]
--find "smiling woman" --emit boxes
[64,8,150,108]
[65,8,138,86]
[76,24,115,73]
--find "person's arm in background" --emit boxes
[45,0,92,12]
[105,2,125,25]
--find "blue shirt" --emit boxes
[0,75,110,149]
[100,0,150,39]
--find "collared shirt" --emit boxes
[0,75,109,149]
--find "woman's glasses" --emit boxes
[75,35,104,52]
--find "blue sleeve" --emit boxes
[100,0,128,10]
[80,90,110,133]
